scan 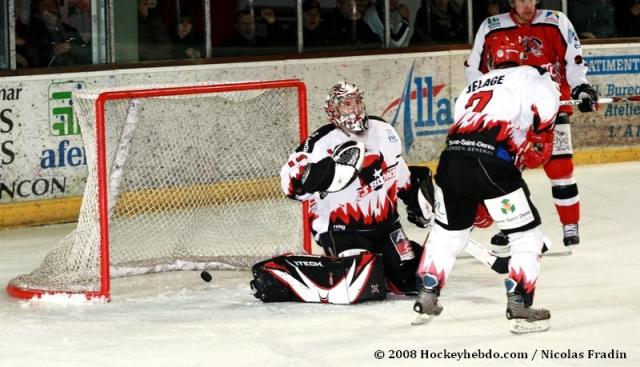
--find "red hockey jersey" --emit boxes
[465,9,588,114]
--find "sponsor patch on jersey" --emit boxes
[552,123,573,155]
[567,28,581,49]
[544,11,560,23]
[487,16,500,29]
[390,228,415,261]
[485,188,535,230]
[386,129,398,143]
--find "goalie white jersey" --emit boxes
[280,117,412,239]
[449,65,560,164]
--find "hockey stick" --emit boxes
[561,95,640,106]
[464,238,509,274]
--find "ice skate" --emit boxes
[506,293,550,334]
[562,223,579,247]
[411,287,442,326]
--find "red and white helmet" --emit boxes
[325,82,367,133]
[487,34,525,70]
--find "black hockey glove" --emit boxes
[300,157,336,194]
[571,83,598,112]
[404,166,435,229]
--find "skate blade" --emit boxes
[411,313,434,326]
[546,246,573,257]
[509,319,550,334]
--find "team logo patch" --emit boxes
[522,36,543,58]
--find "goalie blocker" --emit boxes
[250,252,386,304]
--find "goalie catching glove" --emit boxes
[402,166,435,228]
[300,140,365,194]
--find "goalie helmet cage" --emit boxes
[6,79,311,301]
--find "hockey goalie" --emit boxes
[251,81,434,304]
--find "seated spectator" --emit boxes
[222,8,289,48]
[302,0,331,48]
[473,0,508,32]
[324,0,380,47]
[14,0,34,68]
[616,0,640,37]
[363,0,412,47]
[412,0,466,44]
[27,0,91,67]
[569,0,617,39]
[138,0,172,61]
[171,11,203,59]
[60,0,91,44]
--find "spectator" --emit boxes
[60,0,91,43]
[569,0,617,39]
[171,11,203,59]
[616,0,640,36]
[302,0,331,48]
[430,0,466,42]
[412,0,466,44]
[363,0,412,47]
[138,0,172,61]
[222,8,288,48]
[14,0,33,68]
[325,0,380,47]
[27,0,90,67]
[473,0,509,32]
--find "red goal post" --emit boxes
[7,79,311,300]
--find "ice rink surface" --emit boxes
[1,162,639,367]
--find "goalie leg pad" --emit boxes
[251,252,386,304]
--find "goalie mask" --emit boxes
[487,34,525,70]
[325,82,367,134]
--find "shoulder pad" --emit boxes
[296,124,336,153]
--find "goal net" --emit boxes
[7,80,311,300]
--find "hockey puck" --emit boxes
[200,270,213,283]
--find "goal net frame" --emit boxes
[6,79,311,300]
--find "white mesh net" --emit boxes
[8,81,307,295]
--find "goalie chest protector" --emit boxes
[250,252,386,304]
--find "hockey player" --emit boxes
[413,36,559,334]
[280,81,434,295]
[465,0,598,248]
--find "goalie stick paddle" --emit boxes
[561,96,640,106]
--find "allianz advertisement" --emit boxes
[1,46,639,205]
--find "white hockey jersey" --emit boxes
[449,65,560,164]
[280,117,411,238]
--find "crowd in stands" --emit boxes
[9,0,640,69]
